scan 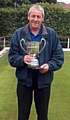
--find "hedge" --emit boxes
[0,3,70,36]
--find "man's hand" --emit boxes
[39,63,49,73]
[24,54,34,65]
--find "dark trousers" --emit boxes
[17,83,51,120]
[17,69,51,120]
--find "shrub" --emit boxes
[0,3,70,36]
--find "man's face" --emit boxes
[28,9,44,30]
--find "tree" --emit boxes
[0,0,13,7]
[29,0,57,4]
[12,0,30,7]
[50,0,57,4]
[0,0,57,8]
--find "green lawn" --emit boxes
[0,52,70,120]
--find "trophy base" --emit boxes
[28,66,40,69]
[28,64,40,69]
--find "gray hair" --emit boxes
[28,5,45,16]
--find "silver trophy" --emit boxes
[20,38,46,68]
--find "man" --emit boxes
[8,5,64,120]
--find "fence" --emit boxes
[59,36,70,51]
[0,35,70,57]
[0,36,11,57]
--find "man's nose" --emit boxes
[34,16,37,21]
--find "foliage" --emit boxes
[0,0,57,7]
[0,3,70,36]
[0,0,13,8]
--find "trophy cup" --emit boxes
[20,38,46,69]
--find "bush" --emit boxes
[0,3,70,36]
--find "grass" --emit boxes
[0,52,70,120]
[49,52,70,120]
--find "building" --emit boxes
[57,2,70,10]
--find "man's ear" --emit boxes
[28,14,29,20]
[42,15,44,22]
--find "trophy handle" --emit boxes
[39,38,46,54]
[20,38,46,55]
[20,38,29,54]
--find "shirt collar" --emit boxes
[28,25,42,36]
